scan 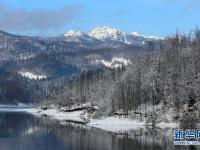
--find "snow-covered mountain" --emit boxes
[63,29,97,43]
[88,26,133,44]
[64,30,83,37]
[63,26,164,45]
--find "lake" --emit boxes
[0,112,198,150]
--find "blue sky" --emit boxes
[0,0,200,36]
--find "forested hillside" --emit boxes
[0,29,146,104]
[0,69,36,104]
[1,27,200,126]
[44,28,200,125]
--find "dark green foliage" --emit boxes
[0,69,35,104]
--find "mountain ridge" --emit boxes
[0,26,163,45]
[63,26,164,45]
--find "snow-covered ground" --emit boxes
[86,102,179,132]
[0,105,85,123]
[38,108,84,122]
[97,57,131,68]
[33,107,178,132]
[88,117,146,132]
[87,116,178,132]
[18,71,47,80]
[0,103,178,133]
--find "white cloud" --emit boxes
[0,2,83,33]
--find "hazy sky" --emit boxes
[0,0,199,36]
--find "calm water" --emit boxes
[0,112,199,150]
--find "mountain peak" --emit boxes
[90,26,120,34]
[61,26,163,44]
[64,30,82,37]
[89,26,123,36]
[89,26,129,43]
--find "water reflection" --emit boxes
[0,112,199,150]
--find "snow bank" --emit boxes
[39,108,84,122]
[0,103,179,133]
[18,71,47,80]
[97,57,131,69]
[88,116,146,132]
[0,104,84,122]
[59,102,94,111]
[88,115,178,133]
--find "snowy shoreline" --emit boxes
[0,105,179,133]
[88,117,178,132]
[0,106,84,122]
